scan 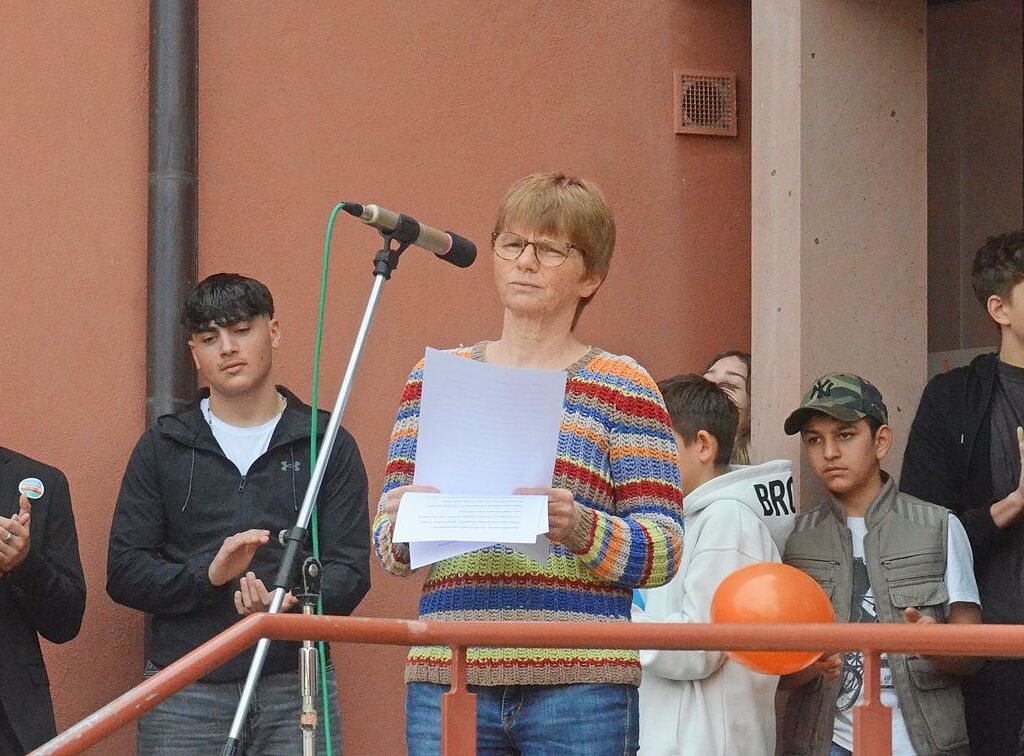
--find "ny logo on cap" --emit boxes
[810,378,835,400]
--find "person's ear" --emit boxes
[268,317,281,348]
[187,338,201,370]
[695,429,719,465]
[579,271,605,301]
[988,294,1011,328]
[874,424,893,461]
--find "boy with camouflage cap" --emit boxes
[779,373,980,756]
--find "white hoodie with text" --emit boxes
[633,460,797,756]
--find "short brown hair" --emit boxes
[658,374,738,467]
[971,230,1024,306]
[493,172,616,326]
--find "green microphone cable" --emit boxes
[307,202,347,756]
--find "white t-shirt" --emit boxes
[201,397,284,475]
[831,514,979,755]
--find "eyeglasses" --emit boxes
[490,231,584,268]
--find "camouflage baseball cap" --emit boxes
[784,372,889,435]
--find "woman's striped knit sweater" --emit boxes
[373,343,684,687]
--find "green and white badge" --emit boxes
[18,478,44,499]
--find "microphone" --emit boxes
[341,203,476,268]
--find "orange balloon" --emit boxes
[710,562,835,676]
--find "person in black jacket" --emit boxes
[901,230,1024,756]
[0,448,86,755]
[107,273,370,754]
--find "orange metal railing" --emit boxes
[34,616,1024,755]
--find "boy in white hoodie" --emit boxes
[634,374,796,755]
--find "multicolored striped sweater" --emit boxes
[373,343,684,687]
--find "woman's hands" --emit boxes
[383,484,584,550]
[381,485,440,530]
[516,487,582,546]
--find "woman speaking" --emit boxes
[373,172,684,755]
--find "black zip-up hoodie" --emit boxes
[107,386,370,682]
[900,352,1020,622]
[900,352,1024,755]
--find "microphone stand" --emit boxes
[222,231,412,755]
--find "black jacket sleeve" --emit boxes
[6,470,86,644]
[901,373,1006,561]
[901,377,960,507]
[315,426,370,616]
[106,430,226,615]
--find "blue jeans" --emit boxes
[829,743,852,756]
[137,661,342,755]
[406,682,639,756]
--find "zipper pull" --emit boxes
[238,476,247,493]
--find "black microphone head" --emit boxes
[340,202,364,217]
[440,232,476,268]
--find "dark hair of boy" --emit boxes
[181,273,275,334]
[657,374,738,467]
[971,230,1024,305]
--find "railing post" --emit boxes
[441,645,477,756]
[853,649,892,756]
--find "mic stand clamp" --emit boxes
[373,230,410,279]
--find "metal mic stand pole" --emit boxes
[297,557,323,756]
[222,234,410,756]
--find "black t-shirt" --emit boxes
[990,360,1024,502]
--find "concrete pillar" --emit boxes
[751,0,928,505]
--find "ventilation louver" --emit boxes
[674,70,737,137]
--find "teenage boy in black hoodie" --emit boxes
[901,230,1024,755]
[107,274,370,754]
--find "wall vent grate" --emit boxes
[674,70,737,137]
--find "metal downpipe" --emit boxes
[147,0,198,425]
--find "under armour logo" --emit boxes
[810,378,835,400]
[281,461,301,472]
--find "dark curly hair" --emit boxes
[971,230,1024,306]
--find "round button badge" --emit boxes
[18,478,45,500]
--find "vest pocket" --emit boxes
[880,544,942,602]
[883,552,947,612]
[886,580,949,612]
[882,550,945,583]
[780,674,824,754]
[906,657,969,751]
[785,557,837,599]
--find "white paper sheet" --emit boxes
[394,494,549,544]
[401,347,567,568]
[414,348,566,494]
[394,493,550,569]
